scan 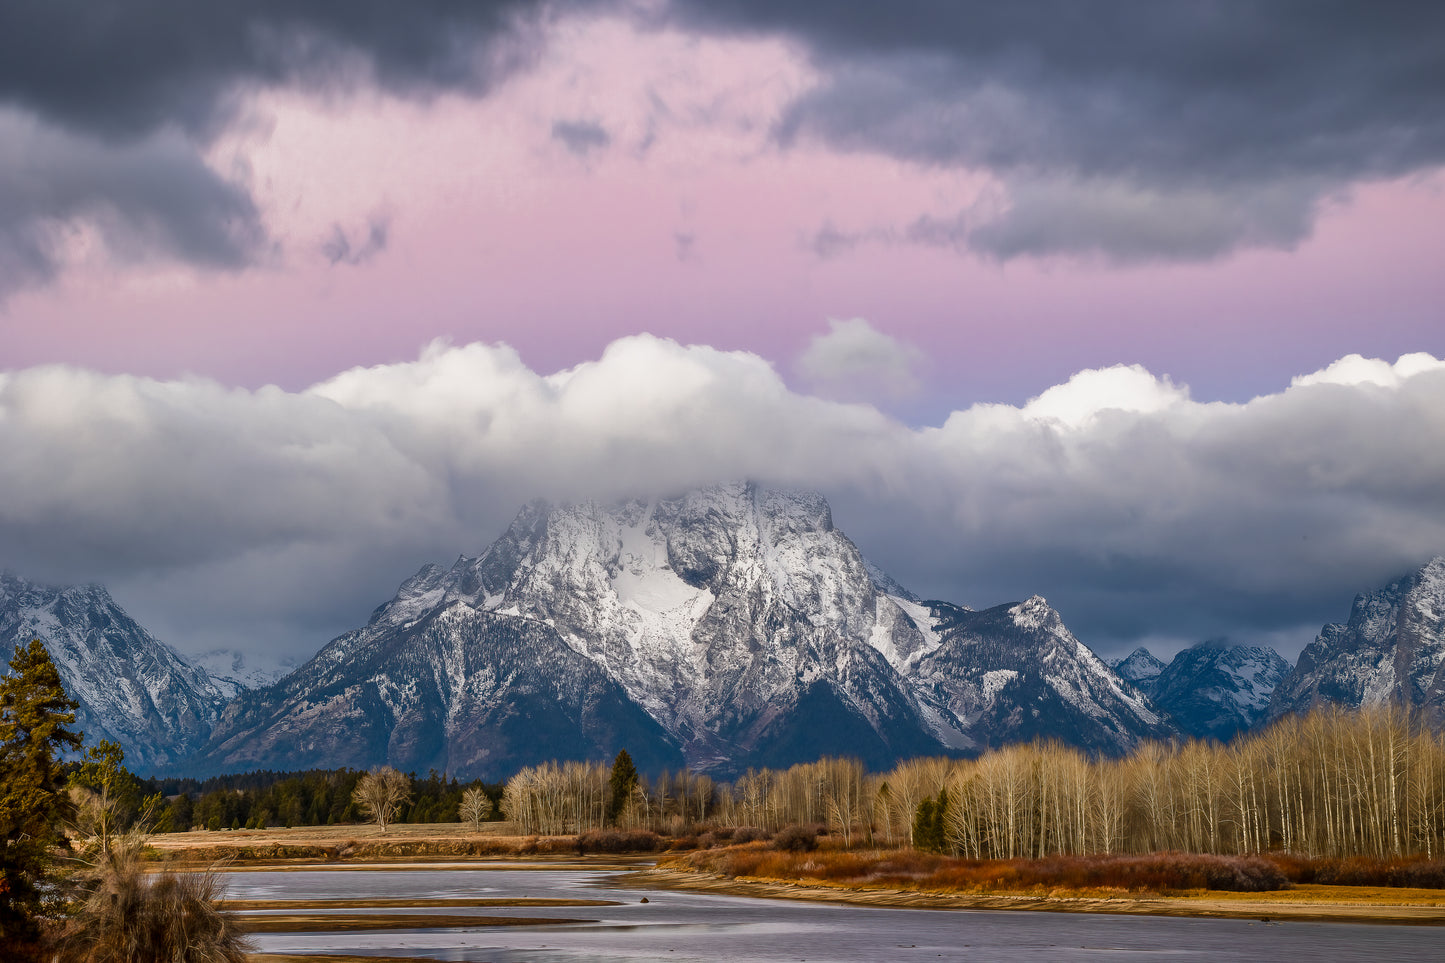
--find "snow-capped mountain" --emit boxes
[1111,647,1167,696]
[1269,557,1445,726]
[191,649,297,692]
[196,596,684,779]
[197,483,1167,777]
[1150,642,1291,741]
[910,598,1171,754]
[0,572,231,772]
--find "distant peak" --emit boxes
[1008,595,1059,631]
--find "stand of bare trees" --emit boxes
[895,707,1445,859]
[502,707,1445,858]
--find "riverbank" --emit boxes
[142,824,1445,926]
[142,821,641,867]
[635,866,1445,924]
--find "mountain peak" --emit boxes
[1113,647,1167,693]
[1008,595,1059,632]
[1152,641,1290,740]
[1270,556,1445,727]
[0,571,230,773]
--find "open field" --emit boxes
[143,821,606,866]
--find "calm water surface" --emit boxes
[227,865,1440,962]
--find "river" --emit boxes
[229,864,1440,962]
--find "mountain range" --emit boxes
[3,485,1443,777]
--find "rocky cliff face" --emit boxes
[0,572,230,772]
[197,483,1167,776]
[1151,642,1291,741]
[1269,557,1445,726]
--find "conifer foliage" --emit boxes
[606,749,639,826]
[0,641,83,961]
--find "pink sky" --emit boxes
[2,13,1442,422]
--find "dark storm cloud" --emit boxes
[669,1,1445,260]
[0,1,559,140]
[551,119,612,156]
[0,113,267,293]
[0,0,566,293]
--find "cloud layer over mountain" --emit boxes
[2,339,1441,661]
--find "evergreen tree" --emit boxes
[0,640,83,959]
[912,792,949,854]
[606,749,639,825]
[912,796,936,851]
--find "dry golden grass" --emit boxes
[1183,884,1445,907]
[144,821,606,865]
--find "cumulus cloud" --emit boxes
[3,340,1445,662]
[796,318,924,401]
[670,2,1445,261]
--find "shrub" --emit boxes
[576,829,663,853]
[56,842,251,963]
[774,825,818,853]
[730,826,770,844]
[1267,854,1445,889]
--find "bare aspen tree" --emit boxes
[459,786,493,831]
[353,766,411,834]
[819,757,865,846]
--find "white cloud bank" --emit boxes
[796,317,924,401]
[2,339,1443,661]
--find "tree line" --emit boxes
[501,707,1445,860]
[135,768,503,833]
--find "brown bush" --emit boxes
[1265,853,1445,889]
[774,825,819,853]
[670,847,1290,893]
[56,844,252,963]
[576,829,663,853]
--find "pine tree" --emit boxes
[0,640,83,960]
[912,792,949,854]
[606,749,639,825]
[912,797,937,851]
